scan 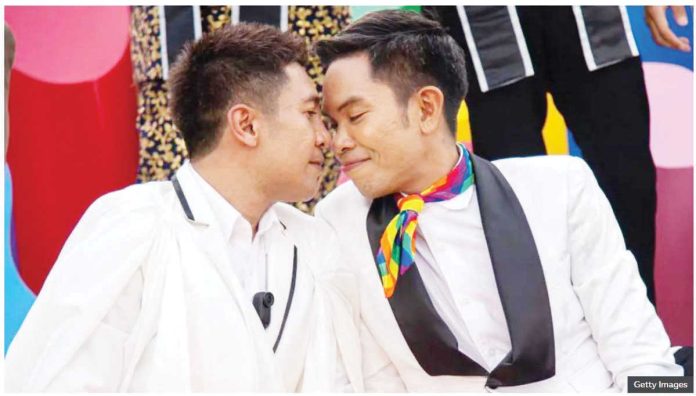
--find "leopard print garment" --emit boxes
[288,6,351,213]
[131,6,192,182]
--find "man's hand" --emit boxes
[644,6,691,52]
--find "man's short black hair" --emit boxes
[168,23,308,159]
[316,9,467,133]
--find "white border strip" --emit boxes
[231,5,240,25]
[159,5,169,80]
[457,5,489,92]
[280,6,288,32]
[193,5,202,39]
[619,5,639,57]
[572,5,598,71]
[508,5,534,78]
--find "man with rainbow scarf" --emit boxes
[315,10,682,392]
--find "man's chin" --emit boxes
[287,184,320,204]
[352,178,391,200]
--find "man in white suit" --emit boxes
[5,23,362,392]
[315,10,682,392]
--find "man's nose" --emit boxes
[315,116,330,150]
[331,124,355,156]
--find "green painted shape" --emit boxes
[350,6,421,21]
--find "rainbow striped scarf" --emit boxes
[376,143,474,298]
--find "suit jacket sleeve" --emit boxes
[315,201,406,392]
[358,319,407,392]
[322,229,362,391]
[4,190,160,391]
[565,158,682,390]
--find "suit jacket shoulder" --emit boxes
[315,181,371,228]
[491,155,592,218]
[85,180,175,225]
[272,202,330,244]
[492,154,587,188]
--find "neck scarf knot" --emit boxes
[376,143,474,298]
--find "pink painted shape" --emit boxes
[644,62,693,169]
[654,167,693,346]
[4,6,131,84]
[337,170,349,186]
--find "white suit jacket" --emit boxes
[6,162,363,392]
[315,155,681,392]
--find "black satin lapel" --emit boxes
[366,196,397,258]
[366,197,487,376]
[471,155,555,388]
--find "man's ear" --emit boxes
[415,85,445,135]
[226,104,259,147]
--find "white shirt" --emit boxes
[403,145,511,371]
[189,166,281,301]
[416,187,512,371]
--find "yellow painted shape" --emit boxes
[542,93,569,155]
[457,93,569,155]
[456,100,473,149]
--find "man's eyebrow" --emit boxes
[302,94,321,106]
[337,96,365,113]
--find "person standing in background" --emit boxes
[423,5,691,305]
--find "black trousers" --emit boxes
[461,7,657,304]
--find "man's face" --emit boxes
[322,52,422,199]
[257,62,329,203]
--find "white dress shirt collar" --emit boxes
[400,144,476,211]
[188,164,281,242]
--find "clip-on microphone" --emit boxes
[252,244,297,346]
[252,291,274,329]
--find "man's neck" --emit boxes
[401,141,460,194]
[191,155,272,236]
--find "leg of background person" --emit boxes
[463,7,548,160]
[674,346,693,376]
[544,7,657,304]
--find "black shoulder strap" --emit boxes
[273,245,298,352]
[172,175,195,221]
